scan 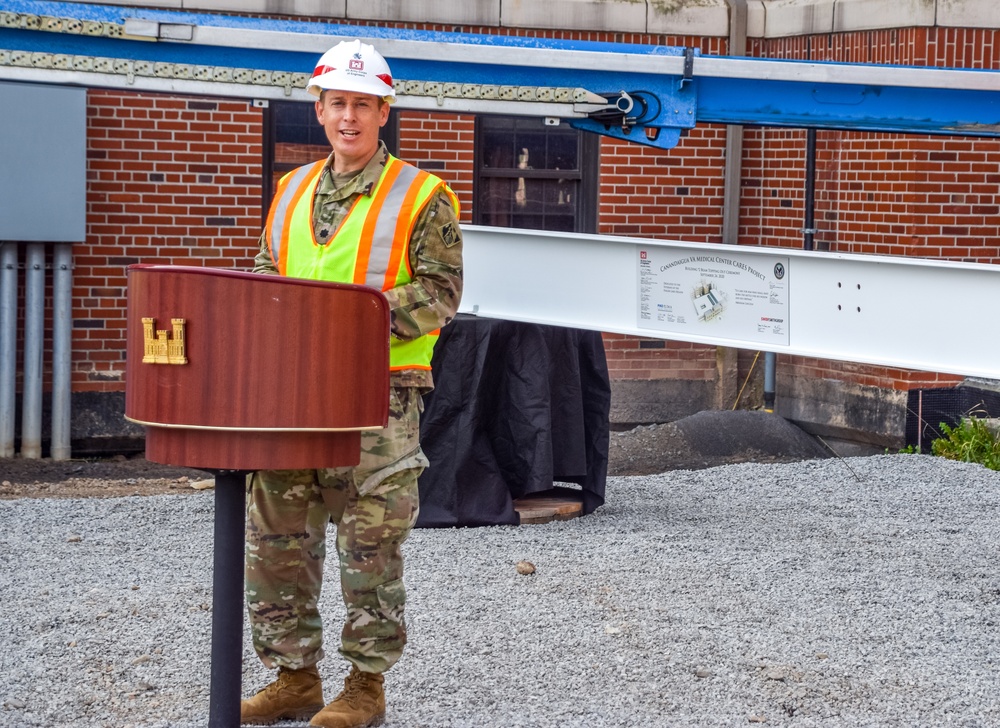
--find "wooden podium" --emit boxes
[125,265,390,727]
[125,264,390,469]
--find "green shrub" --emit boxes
[930,417,1000,471]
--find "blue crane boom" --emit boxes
[3,0,1000,149]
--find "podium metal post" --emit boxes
[207,470,248,728]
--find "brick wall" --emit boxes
[24,23,1000,421]
[396,112,476,217]
[602,334,717,381]
[599,125,728,241]
[79,91,262,392]
[749,27,1000,264]
[784,356,966,390]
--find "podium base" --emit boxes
[145,428,362,470]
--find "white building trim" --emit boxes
[58,0,1000,38]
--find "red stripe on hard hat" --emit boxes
[377,73,393,87]
[312,64,336,78]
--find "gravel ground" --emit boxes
[2,452,1000,727]
[0,411,832,499]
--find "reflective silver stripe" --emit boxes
[268,163,319,265]
[363,162,424,288]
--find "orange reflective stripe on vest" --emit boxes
[266,160,325,272]
[265,155,459,371]
[354,159,414,287]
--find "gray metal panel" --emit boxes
[0,81,86,242]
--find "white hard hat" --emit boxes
[307,40,396,104]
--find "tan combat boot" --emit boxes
[240,665,325,725]
[308,666,385,728]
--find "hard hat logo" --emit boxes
[306,40,396,104]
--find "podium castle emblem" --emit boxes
[142,317,188,364]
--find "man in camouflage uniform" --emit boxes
[240,40,463,728]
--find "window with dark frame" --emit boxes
[262,105,598,234]
[474,116,597,233]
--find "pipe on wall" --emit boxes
[725,0,777,412]
[804,128,817,252]
[764,128,818,413]
[51,243,72,461]
[21,243,44,459]
[0,242,17,458]
[722,0,747,245]
[0,242,72,461]
[723,0,759,408]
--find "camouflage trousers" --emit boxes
[245,386,425,674]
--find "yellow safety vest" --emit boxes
[265,155,459,371]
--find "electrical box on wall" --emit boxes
[0,81,86,242]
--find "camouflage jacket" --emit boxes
[254,141,464,389]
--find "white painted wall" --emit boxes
[350,0,500,25]
[504,0,647,33]
[58,1,1000,38]
[647,0,732,36]
[834,0,935,33]
[937,0,1000,29]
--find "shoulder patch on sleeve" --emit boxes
[439,220,461,248]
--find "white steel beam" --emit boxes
[459,226,1000,380]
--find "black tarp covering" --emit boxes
[416,314,611,527]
